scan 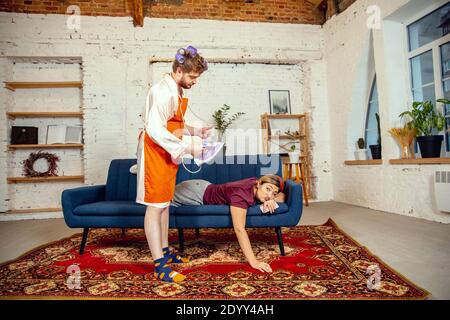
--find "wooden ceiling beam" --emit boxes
[306,0,326,6]
[132,0,144,27]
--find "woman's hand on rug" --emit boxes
[251,260,273,273]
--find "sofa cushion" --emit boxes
[73,201,174,216]
[105,159,138,201]
[171,203,289,216]
[72,201,288,217]
[176,154,282,185]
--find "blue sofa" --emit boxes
[62,154,303,256]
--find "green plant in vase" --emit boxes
[212,104,245,152]
[355,137,368,160]
[399,99,449,158]
[285,130,300,163]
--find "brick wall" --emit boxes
[0,0,130,16]
[0,12,331,219]
[0,0,325,24]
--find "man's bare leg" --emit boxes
[160,206,169,249]
[144,205,185,282]
[144,206,164,260]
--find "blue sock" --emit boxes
[163,246,189,264]
[153,256,186,283]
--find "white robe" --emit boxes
[136,74,189,208]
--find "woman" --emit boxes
[172,174,286,273]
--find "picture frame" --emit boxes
[269,90,291,115]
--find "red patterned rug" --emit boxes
[0,219,429,300]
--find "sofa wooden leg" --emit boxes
[195,228,200,237]
[178,228,185,253]
[80,228,89,255]
[121,228,126,236]
[275,227,285,256]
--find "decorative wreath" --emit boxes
[22,151,60,177]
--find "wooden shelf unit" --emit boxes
[261,113,312,198]
[8,144,84,150]
[7,175,85,184]
[4,81,82,91]
[389,158,450,165]
[344,160,383,165]
[7,112,83,120]
[4,64,85,216]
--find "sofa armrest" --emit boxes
[62,185,106,226]
[284,179,303,225]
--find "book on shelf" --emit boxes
[46,125,82,144]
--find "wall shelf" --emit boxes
[4,81,83,91]
[7,175,85,184]
[344,160,383,165]
[7,112,83,120]
[261,113,312,199]
[268,134,306,140]
[389,158,450,165]
[8,144,84,150]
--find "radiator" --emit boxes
[434,171,450,213]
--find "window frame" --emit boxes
[364,76,379,148]
[404,2,450,155]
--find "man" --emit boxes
[136,46,210,282]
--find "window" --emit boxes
[410,50,435,102]
[364,77,379,148]
[408,4,449,51]
[407,2,450,152]
[441,42,450,152]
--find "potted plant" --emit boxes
[399,99,449,158]
[369,113,382,159]
[285,130,300,163]
[355,137,368,160]
[212,104,245,153]
[287,144,300,163]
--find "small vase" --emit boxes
[369,144,382,160]
[217,131,224,143]
[288,151,300,163]
[217,131,226,156]
[400,143,415,159]
[354,149,368,160]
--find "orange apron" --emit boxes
[141,97,188,204]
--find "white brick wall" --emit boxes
[1,3,448,223]
[0,59,12,213]
[0,13,331,219]
[1,59,83,213]
[324,0,450,223]
[150,61,306,154]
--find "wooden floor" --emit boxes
[0,201,449,299]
